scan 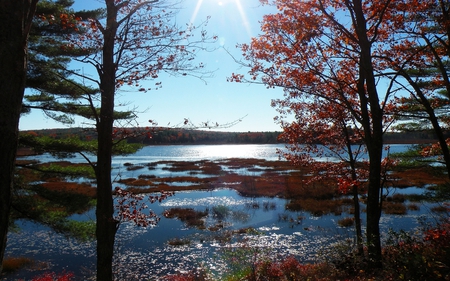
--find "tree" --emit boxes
[23,0,104,125]
[0,0,39,272]
[230,0,398,267]
[384,0,450,178]
[274,95,367,254]
[67,1,215,279]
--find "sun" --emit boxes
[190,0,251,37]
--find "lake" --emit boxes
[4,143,438,280]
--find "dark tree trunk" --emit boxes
[364,145,383,267]
[353,0,384,268]
[95,1,119,280]
[0,0,38,272]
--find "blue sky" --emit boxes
[19,0,285,132]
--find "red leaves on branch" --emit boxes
[231,0,408,194]
[337,178,360,195]
[114,187,174,227]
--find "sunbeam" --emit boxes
[190,0,252,38]
[190,0,204,25]
[234,0,251,37]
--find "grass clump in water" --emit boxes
[163,207,208,229]
[337,217,354,227]
[1,257,34,273]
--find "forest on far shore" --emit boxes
[19,127,449,145]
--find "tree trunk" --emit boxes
[352,0,384,268]
[95,65,118,280]
[364,146,383,267]
[95,1,119,280]
[343,126,363,255]
[0,0,38,272]
[95,119,117,281]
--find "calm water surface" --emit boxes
[5,144,436,280]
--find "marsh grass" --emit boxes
[391,167,447,188]
[163,207,208,229]
[431,205,449,214]
[407,203,420,211]
[155,160,223,175]
[286,198,343,216]
[108,159,444,208]
[117,177,153,186]
[1,257,34,273]
[387,193,406,203]
[337,217,354,227]
[167,238,191,246]
[126,165,145,171]
[383,201,407,215]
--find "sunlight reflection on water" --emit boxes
[8,144,433,280]
[5,186,440,280]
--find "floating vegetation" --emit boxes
[383,202,407,215]
[337,217,354,227]
[168,238,191,246]
[208,223,225,232]
[431,205,449,213]
[407,203,420,211]
[163,207,208,229]
[285,199,343,216]
[126,165,145,171]
[386,193,406,203]
[1,257,34,273]
[138,174,156,179]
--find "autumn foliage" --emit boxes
[229,0,450,267]
[31,271,74,281]
[114,187,174,227]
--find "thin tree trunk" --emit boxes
[343,125,363,255]
[0,0,38,272]
[352,186,363,255]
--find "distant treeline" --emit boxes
[20,127,449,145]
[20,128,282,144]
[383,130,450,144]
[134,129,281,144]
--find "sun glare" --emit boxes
[190,0,251,37]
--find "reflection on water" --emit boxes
[20,143,412,164]
[8,144,434,280]
[5,187,439,280]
